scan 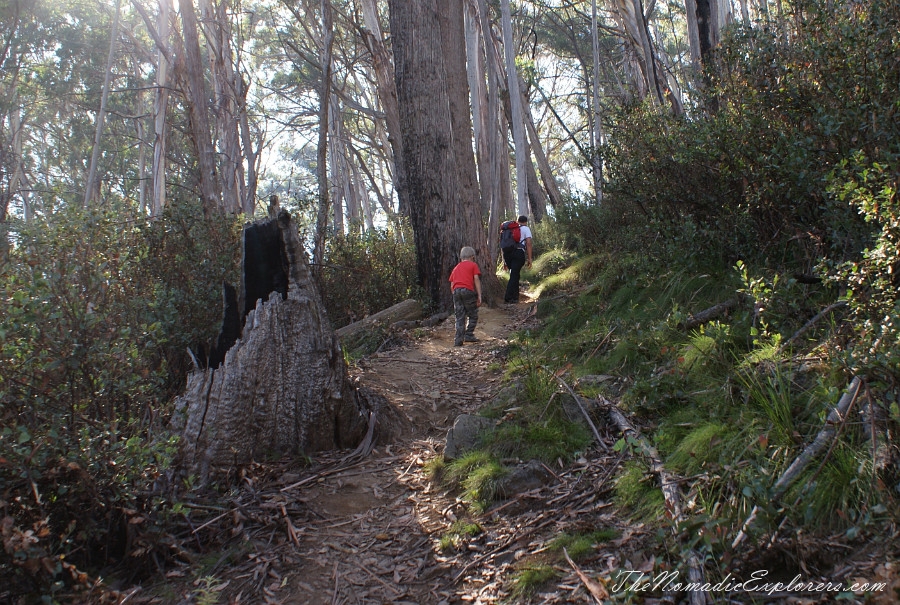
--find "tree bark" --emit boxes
[389,0,487,309]
[180,0,222,216]
[439,0,504,303]
[175,211,370,479]
[499,0,528,217]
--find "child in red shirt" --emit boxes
[449,246,482,346]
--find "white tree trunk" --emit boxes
[499,0,528,217]
[476,0,506,261]
[464,2,494,219]
[358,0,408,216]
[197,0,244,213]
[150,0,171,217]
[519,78,562,209]
[313,0,335,267]
[84,0,122,208]
[180,0,223,215]
[591,0,604,205]
[237,74,260,214]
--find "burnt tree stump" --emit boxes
[173,211,373,479]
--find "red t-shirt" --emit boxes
[449,260,481,292]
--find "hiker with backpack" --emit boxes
[499,215,533,304]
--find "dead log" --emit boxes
[603,398,708,605]
[680,297,740,331]
[335,298,423,341]
[172,211,373,480]
[731,376,861,549]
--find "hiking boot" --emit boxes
[454,340,463,347]
[464,335,479,342]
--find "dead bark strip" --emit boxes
[563,547,609,603]
[731,376,861,549]
[603,398,708,605]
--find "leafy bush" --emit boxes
[597,0,899,275]
[317,219,421,328]
[0,202,240,599]
[826,156,900,384]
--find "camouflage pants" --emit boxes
[453,288,478,344]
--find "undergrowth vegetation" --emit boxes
[317,219,421,329]
[443,0,900,594]
[0,201,242,598]
[0,203,422,599]
[2,0,898,601]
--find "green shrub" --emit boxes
[317,219,421,329]
[0,201,240,597]
[826,155,900,385]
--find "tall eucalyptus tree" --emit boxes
[389,0,500,308]
[500,0,529,217]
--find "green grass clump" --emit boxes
[487,418,592,463]
[665,422,731,476]
[615,461,666,522]
[423,455,445,479]
[548,529,619,561]
[444,451,508,511]
[511,564,558,598]
[439,520,483,551]
[532,254,603,298]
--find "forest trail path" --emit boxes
[276,303,535,605]
[171,300,629,605]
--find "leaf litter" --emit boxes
[124,302,897,605]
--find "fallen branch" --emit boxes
[731,376,861,549]
[392,311,450,331]
[552,373,607,451]
[563,547,609,603]
[605,404,682,515]
[602,397,708,605]
[336,299,423,341]
[779,300,847,352]
[680,298,740,331]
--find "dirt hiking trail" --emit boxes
[139,300,898,605]
[149,301,635,605]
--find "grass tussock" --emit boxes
[495,221,898,560]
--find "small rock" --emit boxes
[499,460,554,495]
[444,414,494,460]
